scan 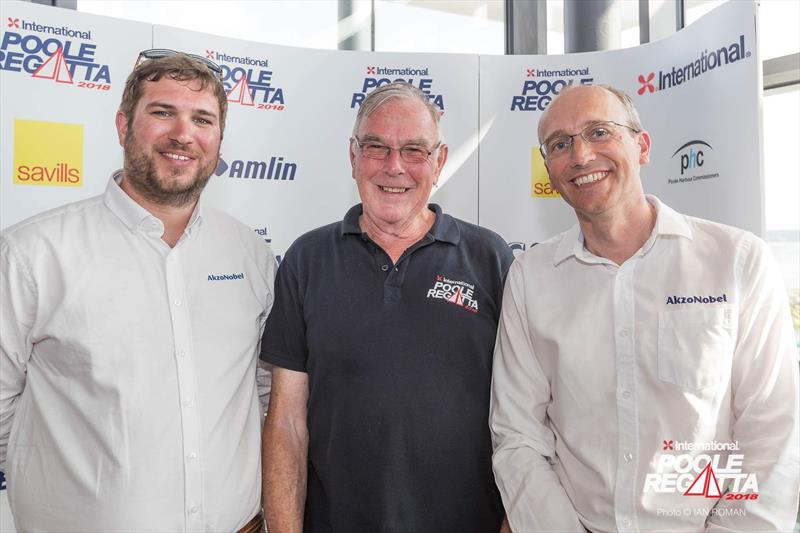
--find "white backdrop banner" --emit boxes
[0,1,760,531]
[479,0,760,252]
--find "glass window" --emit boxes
[374,0,504,54]
[763,84,800,348]
[77,0,339,50]
[546,0,640,54]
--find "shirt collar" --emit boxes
[341,203,460,245]
[552,195,693,266]
[104,170,204,235]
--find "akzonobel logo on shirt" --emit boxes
[207,272,244,281]
[665,293,728,305]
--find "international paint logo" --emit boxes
[426,275,479,313]
[645,439,758,501]
[636,35,750,95]
[530,147,558,198]
[350,65,445,113]
[203,49,285,111]
[1,16,112,89]
[13,119,83,187]
[511,67,593,112]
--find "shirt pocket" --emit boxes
[657,306,736,392]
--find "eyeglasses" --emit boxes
[540,121,640,159]
[134,49,223,81]
[352,137,441,164]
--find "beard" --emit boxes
[122,130,218,208]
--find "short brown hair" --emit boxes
[119,53,228,135]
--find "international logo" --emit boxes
[646,438,757,505]
[350,65,445,112]
[426,275,479,313]
[511,67,593,112]
[13,119,83,187]
[636,35,749,95]
[0,15,112,89]
[252,226,283,264]
[530,147,559,198]
[207,272,244,281]
[215,155,297,181]
[206,49,285,111]
[668,140,719,185]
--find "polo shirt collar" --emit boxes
[552,194,693,266]
[341,203,461,245]
[104,170,204,235]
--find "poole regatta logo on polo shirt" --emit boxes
[426,275,479,313]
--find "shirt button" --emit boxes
[188,452,198,459]
[619,328,629,338]
[173,299,182,306]
[381,264,389,272]
[183,399,194,408]
[622,517,631,527]
[622,390,631,399]
[190,506,199,514]
[177,350,186,358]
[623,452,634,462]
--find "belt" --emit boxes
[236,512,264,533]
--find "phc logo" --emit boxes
[638,72,655,95]
[7,17,20,28]
[672,140,712,175]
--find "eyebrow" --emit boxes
[543,120,610,141]
[145,101,218,120]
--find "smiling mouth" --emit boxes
[573,171,608,186]
[161,152,192,162]
[379,186,408,193]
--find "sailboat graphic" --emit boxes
[227,77,255,106]
[32,48,74,84]
[684,463,722,498]
[446,286,464,307]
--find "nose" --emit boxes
[168,116,194,146]
[382,147,405,176]
[568,135,595,166]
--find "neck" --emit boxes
[359,208,435,264]
[578,196,656,266]
[120,175,197,248]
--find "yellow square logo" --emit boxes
[530,147,559,197]
[13,119,83,187]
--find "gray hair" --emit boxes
[538,83,644,142]
[352,82,442,140]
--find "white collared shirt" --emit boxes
[490,196,799,532]
[0,173,275,532]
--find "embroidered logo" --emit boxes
[426,275,479,313]
[665,293,727,305]
[207,272,244,281]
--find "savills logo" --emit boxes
[637,35,749,95]
[13,119,82,187]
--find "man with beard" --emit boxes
[0,51,273,532]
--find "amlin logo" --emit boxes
[638,34,749,95]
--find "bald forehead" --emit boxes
[538,85,624,141]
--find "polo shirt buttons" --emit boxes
[381,264,389,272]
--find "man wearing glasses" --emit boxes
[490,84,799,531]
[0,51,273,532]
[261,82,513,532]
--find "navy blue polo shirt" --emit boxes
[261,204,514,533]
